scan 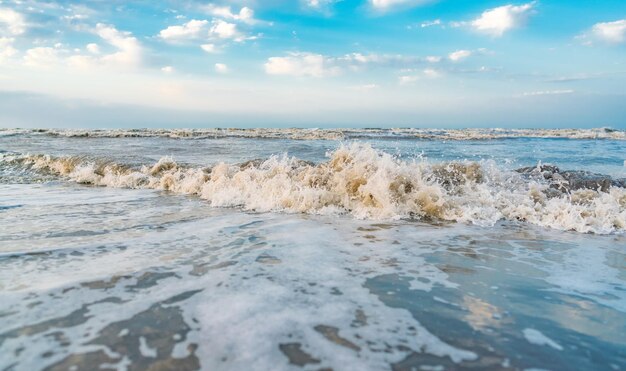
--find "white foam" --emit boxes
[1,143,625,234]
[523,328,563,351]
[139,336,157,358]
[3,127,625,141]
[0,198,479,370]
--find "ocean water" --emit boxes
[0,128,625,370]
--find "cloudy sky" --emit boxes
[0,0,625,128]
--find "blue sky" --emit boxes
[0,0,625,128]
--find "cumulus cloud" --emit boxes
[202,4,257,25]
[161,66,174,73]
[460,2,535,37]
[448,50,472,62]
[159,18,256,44]
[158,4,263,48]
[265,52,340,77]
[210,19,238,39]
[22,24,143,70]
[583,20,626,45]
[159,19,209,42]
[95,23,142,67]
[0,7,26,35]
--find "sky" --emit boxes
[0,0,625,128]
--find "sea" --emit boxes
[0,127,625,370]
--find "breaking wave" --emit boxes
[1,144,625,234]
[1,127,625,141]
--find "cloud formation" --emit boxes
[19,24,143,70]
[305,0,339,9]
[159,19,209,42]
[369,0,431,11]
[0,7,26,35]
[448,50,472,62]
[590,20,626,44]
[265,52,340,77]
[399,68,442,84]
[264,52,449,77]
[202,5,257,25]
[94,23,142,67]
[465,2,535,37]
[521,89,574,97]
[215,62,228,73]
[0,36,17,61]
[158,6,261,46]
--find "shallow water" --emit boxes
[1,130,625,370]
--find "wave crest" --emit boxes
[1,127,625,140]
[2,144,624,234]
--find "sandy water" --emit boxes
[1,130,625,370]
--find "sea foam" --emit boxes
[1,144,624,234]
[1,127,625,141]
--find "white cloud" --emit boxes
[96,23,142,67]
[202,5,257,25]
[159,19,209,42]
[23,47,59,67]
[265,52,340,77]
[62,25,143,70]
[0,7,26,35]
[161,66,174,73]
[63,4,95,22]
[200,43,216,53]
[521,89,574,97]
[158,16,259,46]
[215,63,228,73]
[423,68,441,78]
[591,20,626,44]
[421,19,441,28]
[210,20,238,39]
[399,68,442,84]
[265,52,444,77]
[306,0,328,7]
[469,2,535,37]
[0,36,17,62]
[448,49,472,62]
[305,0,340,11]
[86,43,100,55]
[370,0,430,10]
[341,52,437,67]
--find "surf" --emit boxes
[2,143,624,234]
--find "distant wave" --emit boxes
[1,127,625,141]
[2,144,624,234]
